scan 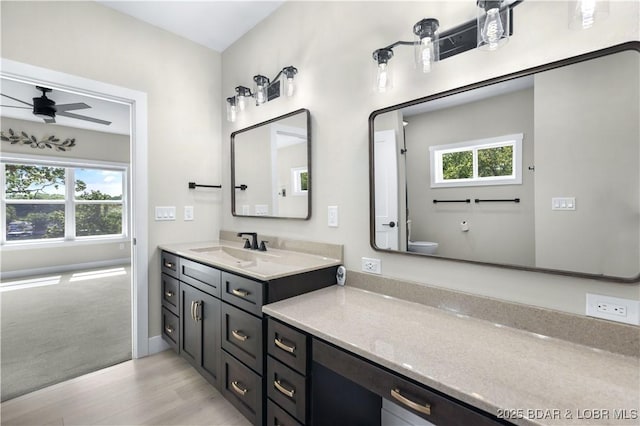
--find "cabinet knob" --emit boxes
[164,261,173,269]
[164,291,174,298]
[165,325,173,334]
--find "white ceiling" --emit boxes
[98,1,284,52]
[0,2,284,135]
[1,78,131,135]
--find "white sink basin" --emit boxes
[184,244,340,280]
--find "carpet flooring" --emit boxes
[1,265,132,401]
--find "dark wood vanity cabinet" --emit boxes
[264,316,507,426]
[160,249,337,426]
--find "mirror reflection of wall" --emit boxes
[372,47,639,280]
[232,109,310,219]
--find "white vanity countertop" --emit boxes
[263,286,640,426]
[159,241,341,281]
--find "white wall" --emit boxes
[1,1,223,337]
[534,50,640,278]
[222,1,640,314]
[1,117,131,273]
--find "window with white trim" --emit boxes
[291,167,309,196]
[429,133,523,188]
[2,158,127,244]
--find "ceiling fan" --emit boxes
[0,86,112,125]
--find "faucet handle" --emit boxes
[259,240,269,251]
[242,238,251,249]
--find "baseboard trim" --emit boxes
[148,335,170,355]
[1,258,131,280]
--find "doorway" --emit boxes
[0,59,149,399]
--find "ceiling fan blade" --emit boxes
[0,105,31,109]
[1,93,33,107]
[57,111,112,125]
[56,102,91,112]
[44,118,56,124]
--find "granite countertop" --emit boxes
[160,240,341,281]
[263,286,640,426]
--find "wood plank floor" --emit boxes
[0,350,250,426]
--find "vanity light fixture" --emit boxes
[226,66,299,121]
[372,1,521,92]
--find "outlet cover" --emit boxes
[586,293,640,325]
[361,257,381,275]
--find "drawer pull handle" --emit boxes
[231,380,248,396]
[164,291,174,297]
[165,325,173,334]
[190,301,196,321]
[274,337,296,354]
[231,288,250,298]
[391,388,431,416]
[231,330,249,342]
[274,379,295,398]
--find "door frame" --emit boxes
[1,58,150,358]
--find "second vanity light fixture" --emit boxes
[373,0,520,93]
[226,66,298,122]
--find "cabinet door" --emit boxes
[200,291,221,388]
[180,283,202,367]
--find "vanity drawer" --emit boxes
[313,338,503,426]
[161,251,179,279]
[221,303,263,374]
[180,257,221,298]
[268,318,308,375]
[161,273,179,315]
[161,307,179,353]
[222,351,263,426]
[267,356,307,423]
[221,272,264,317]
[267,399,302,426]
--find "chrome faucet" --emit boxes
[237,232,258,250]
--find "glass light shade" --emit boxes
[282,66,298,97]
[226,97,237,122]
[253,75,269,105]
[568,0,609,30]
[477,1,509,51]
[413,19,440,74]
[372,48,393,93]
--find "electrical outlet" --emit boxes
[361,257,381,275]
[586,293,640,325]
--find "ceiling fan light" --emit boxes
[32,96,56,118]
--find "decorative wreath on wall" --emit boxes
[1,129,76,151]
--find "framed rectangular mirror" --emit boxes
[370,42,639,282]
[232,108,311,219]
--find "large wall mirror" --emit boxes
[232,108,311,219]
[370,43,639,282]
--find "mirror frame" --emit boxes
[231,108,311,220]
[369,42,640,283]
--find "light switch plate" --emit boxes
[328,206,339,227]
[155,206,176,221]
[184,206,194,221]
[551,197,576,210]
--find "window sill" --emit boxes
[1,236,130,251]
